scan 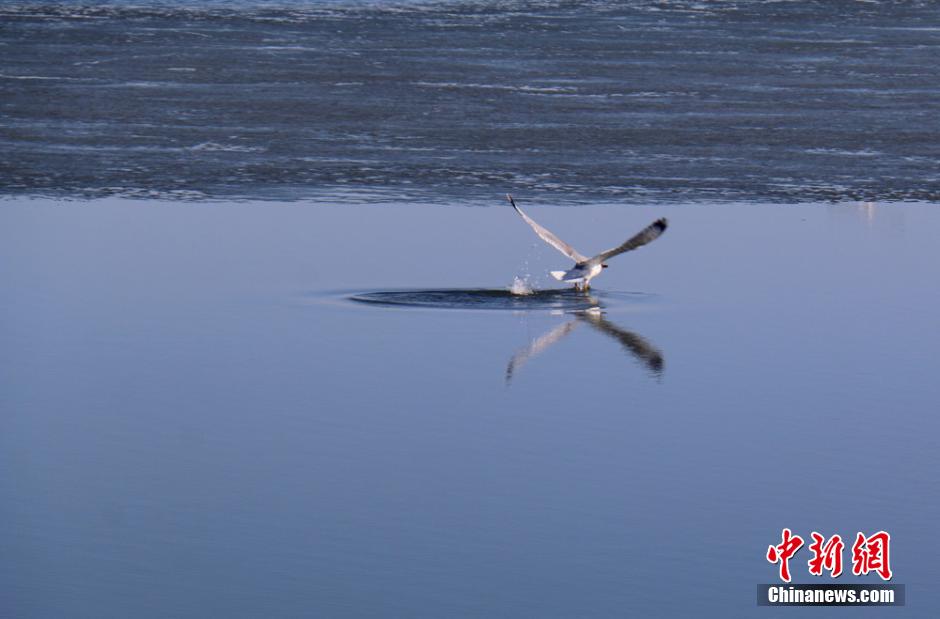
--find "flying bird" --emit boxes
[507,194,668,290]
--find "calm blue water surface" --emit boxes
[2,199,938,617]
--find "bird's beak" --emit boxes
[602,264,609,268]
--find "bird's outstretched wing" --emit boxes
[587,218,668,265]
[579,312,664,376]
[507,194,588,263]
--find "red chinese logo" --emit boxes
[807,532,844,578]
[852,531,892,581]
[767,528,804,583]
[767,529,893,581]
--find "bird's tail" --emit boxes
[550,270,566,281]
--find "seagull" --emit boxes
[507,194,668,290]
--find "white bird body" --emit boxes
[550,264,603,284]
[507,194,668,290]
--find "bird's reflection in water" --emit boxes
[506,309,664,384]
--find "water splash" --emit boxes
[509,276,534,296]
